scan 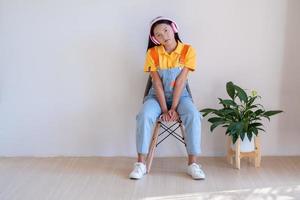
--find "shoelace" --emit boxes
[192,164,202,174]
[133,163,144,174]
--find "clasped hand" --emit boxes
[160,109,179,122]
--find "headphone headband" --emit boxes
[149,16,179,45]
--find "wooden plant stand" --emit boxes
[226,135,261,169]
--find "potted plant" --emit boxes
[200,81,283,152]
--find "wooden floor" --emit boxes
[0,156,299,200]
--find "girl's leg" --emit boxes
[188,155,197,165]
[177,97,205,179]
[177,97,202,163]
[136,97,161,163]
[138,153,145,163]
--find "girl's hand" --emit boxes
[160,112,171,122]
[168,109,179,121]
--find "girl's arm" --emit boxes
[171,67,190,110]
[150,71,168,114]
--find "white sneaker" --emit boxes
[129,162,146,179]
[187,163,206,180]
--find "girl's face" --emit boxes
[153,23,176,46]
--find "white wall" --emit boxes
[0,0,299,157]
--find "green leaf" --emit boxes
[257,127,265,132]
[218,98,227,108]
[247,96,257,106]
[236,122,244,135]
[208,117,225,123]
[225,126,231,135]
[248,105,258,109]
[221,108,236,115]
[219,99,237,107]
[232,134,239,144]
[227,122,244,139]
[210,121,226,132]
[250,122,263,127]
[218,109,237,121]
[234,85,248,103]
[233,108,241,120]
[226,82,235,100]
[254,109,264,116]
[247,131,253,141]
[249,127,258,137]
[263,110,283,117]
[213,110,226,117]
[199,108,217,117]
[200,108,216,113]
[243,121,249,132]
[243,110,253,118]
[253,128,258,136]
[240,132,245,141]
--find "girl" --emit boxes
[129,16,205,180]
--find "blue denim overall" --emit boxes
[136,66,202,155]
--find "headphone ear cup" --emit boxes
[171,22,178,33]
[151,36,160,45]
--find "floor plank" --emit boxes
[0,156,299,200]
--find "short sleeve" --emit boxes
[143,49,157,72]
[184,46,197,71]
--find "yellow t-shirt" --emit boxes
[143,41,196,72]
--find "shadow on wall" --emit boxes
[279,0,300,154]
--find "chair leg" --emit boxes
[179,123,186,145]
[146,122,160,173]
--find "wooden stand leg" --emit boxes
[254,136,261,167]
[227,136,233,165]
[146,122,160,173]
[235,138,241,169]
[227,135,261,169]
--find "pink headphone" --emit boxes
[149,16,179,45]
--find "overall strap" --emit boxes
[179,44,190,65]
[150,47,159,67]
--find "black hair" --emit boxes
[147,19,182,50]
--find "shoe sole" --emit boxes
[129,173,146,180]
[193,177,205,180]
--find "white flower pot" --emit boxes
[231,135,255,152]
